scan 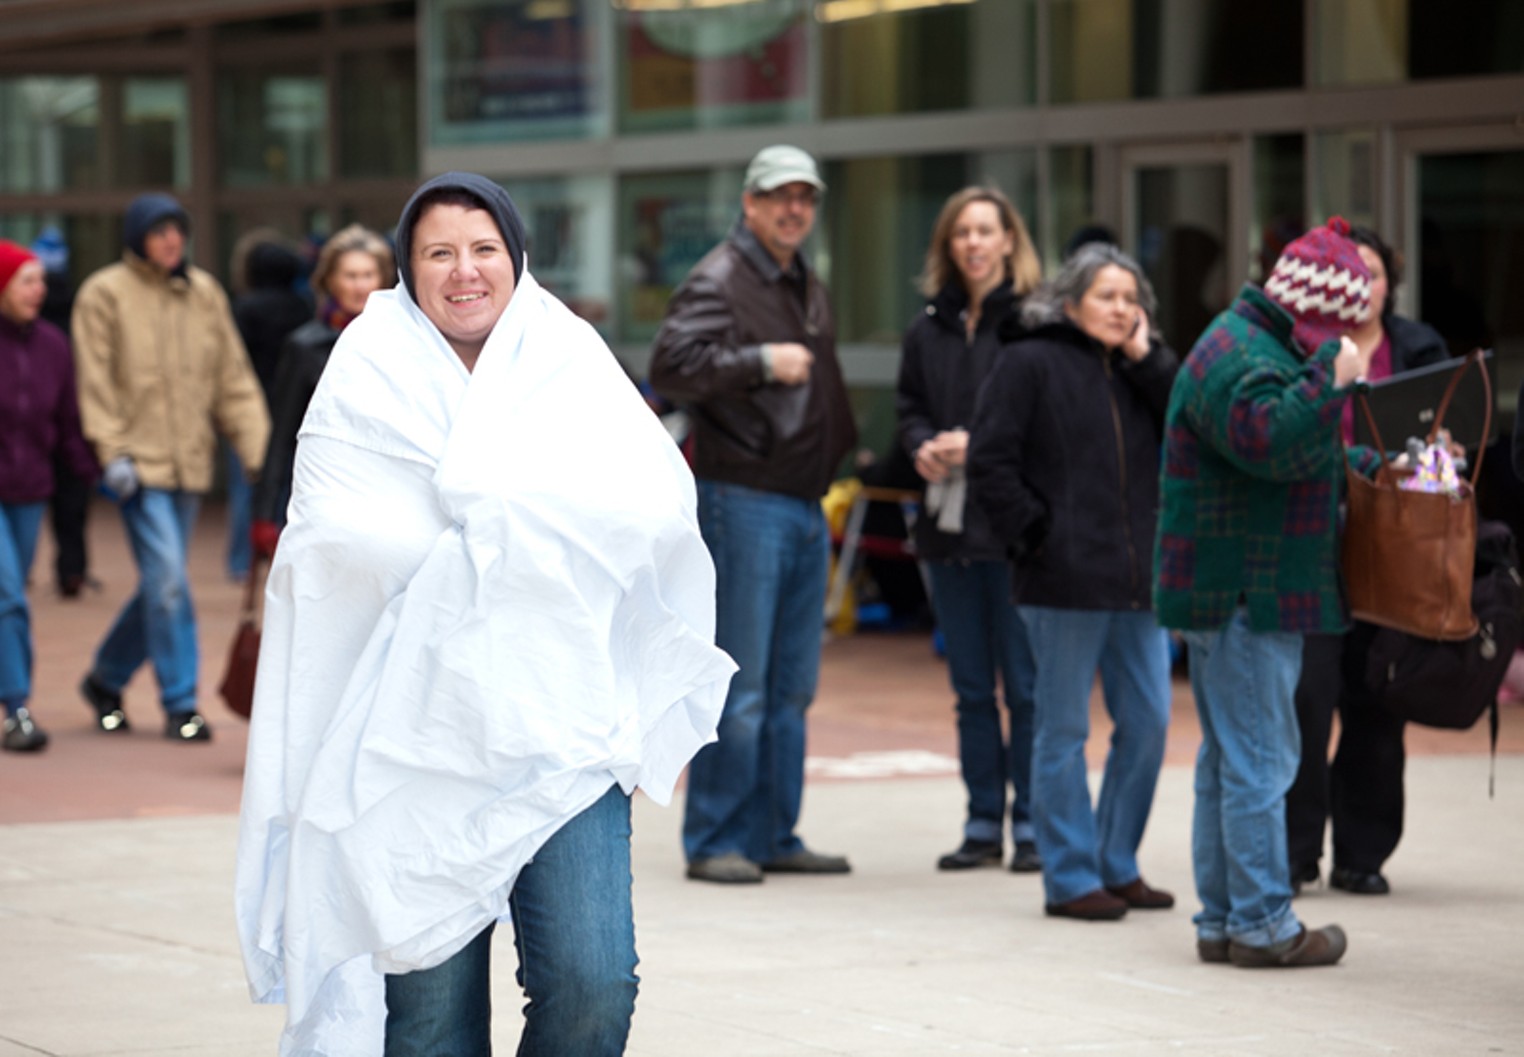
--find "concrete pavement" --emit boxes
[2,501,1522,1054]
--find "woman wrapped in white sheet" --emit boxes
[235,172,736,1057]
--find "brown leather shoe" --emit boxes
[1197,937,1230,963]
[1107,877,1175,909]
[1229,925,1348,968]
[1044,888,1128,920]
[686,852,763,884]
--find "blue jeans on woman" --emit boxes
[1018,606,1171,906]
[91,488,201,714]
[1180,608,1305,950]
[928,560,1036,845]
[0,501,46,711]
[384,784,638,1056]
[682,479,828,865]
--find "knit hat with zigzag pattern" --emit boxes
[1263,216,1372,355]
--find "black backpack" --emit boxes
[1361,519,1522,792]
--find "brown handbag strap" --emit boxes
[1352,348,1492,487]
[240,555,267,622]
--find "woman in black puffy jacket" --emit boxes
[896,186,1044,873]
[968,243,1179,921]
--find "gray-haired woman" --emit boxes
[967,243,1180,921]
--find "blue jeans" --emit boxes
[225,445,252,580]
[682,480,828,864]
[384,784,638,1057]
[1018,606,1171,905]
[0,501,46,710]
[928,560,1036,844]
[1180,608,1305,949]
[92,488,201,714]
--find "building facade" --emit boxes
[3,0,1521,450]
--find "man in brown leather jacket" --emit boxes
[651,145,857,884]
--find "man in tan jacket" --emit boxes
[73,192,269,741]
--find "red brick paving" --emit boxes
[3,499,1518,824]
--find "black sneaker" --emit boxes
[80,674,130,733]
[165,712,212,742]
[937,839,1002,870]
[2,707,49,752]
[1009,840,1043,873]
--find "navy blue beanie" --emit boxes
[394,172,527,298]
[124,193,190,262]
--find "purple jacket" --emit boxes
[0,314,98,503]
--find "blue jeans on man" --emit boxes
[90,488,202,714]
[928,560,1036,845]
[383,784,637,1056]
[0,501,47,711]
[682,480,828,865]
[1018,605,1171,906]
[1180,608,1305,950]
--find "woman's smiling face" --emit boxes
[410,203,516,368]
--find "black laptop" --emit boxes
[1350,350,1495,453]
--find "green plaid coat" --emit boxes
[1153,285,1379,634]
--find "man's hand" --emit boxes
[102,456,139,502]
[251,519,281,561]
[766,342,813,386]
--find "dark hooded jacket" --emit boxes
[232,243,311,400]
[968,309,1179,611]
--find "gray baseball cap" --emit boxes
[744,145,826,194]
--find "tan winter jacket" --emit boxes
[73,253,270,493]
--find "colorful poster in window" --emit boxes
[429,0,602,144]
[620,3,810,133]
[619,171,741,341]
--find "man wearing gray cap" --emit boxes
[652,144,857,884]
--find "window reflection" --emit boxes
[1313,0,1524,85]
[500,175,614,332]
[618,2,810,133]
[218,72,328,187]
[340,49,418,178]
[428,0,603,145]
[819,0,1034,117]
[1049,0,1302,103]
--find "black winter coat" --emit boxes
[232,243,312,402]
[896,280,1020,562]
[968,320,1179,610]
[251,319,337,525]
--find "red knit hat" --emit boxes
[1262,216,1372,354]
[0,239,38,297]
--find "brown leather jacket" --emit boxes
[650,221,856,500]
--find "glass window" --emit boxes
[617,2,809,133]
[1046,144,1097,269]
[617,167,744,343]
[822,150,1038,345]
[0,212,122,293]
[1312,129,1377,231]
[499,175,614,333]
[217,71,328,187]
[1313,0,1524,85]
[121,78,190,188]
[1049,0,1302,103]
[427,0,604,145]
[0,76,188,193]
[213,11,324,41]
[339,1,418,27]
[818,0,1035,117]
[1131,161,1231,349]
[1252,134,1306,285]
[340,49,418,178]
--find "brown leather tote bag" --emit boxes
[219,556,265,720]
[1342,350,1492,641]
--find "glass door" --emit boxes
[1121,141,1248,352]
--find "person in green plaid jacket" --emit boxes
[1155,218,1376,969]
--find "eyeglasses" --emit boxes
[758,187,819,207]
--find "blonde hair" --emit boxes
[311,224,396,305]
[918,186,1040,299]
